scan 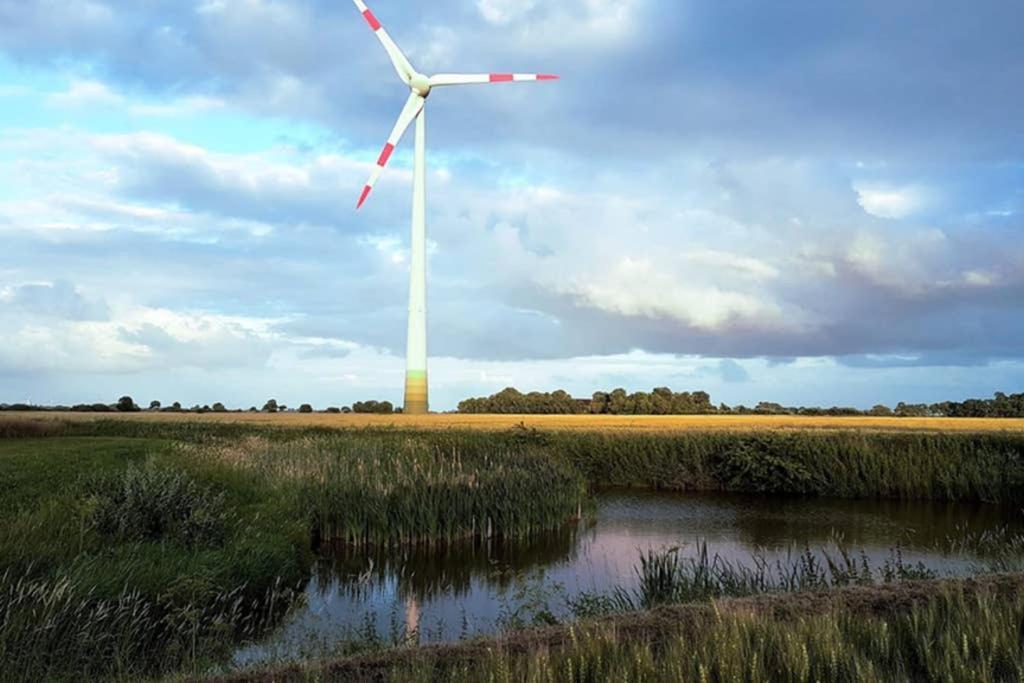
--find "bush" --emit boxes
[84,465,229,548]
[299,404,313,414]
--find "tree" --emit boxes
[325,407,341,414]
[148,400,161,411]
[212,402,227,413]
[116,396,139,413]
[170,402,182,412]
[262,399,279,413]
[868,404,893,417]
[299,404,313,413]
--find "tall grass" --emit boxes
[381,586,1024,682]
[569,543,936,618]
[195,436,589,547]
[0,570,297,683]
[39,420,1024,502]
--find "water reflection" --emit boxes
[234,490,1023,666]
[315,523,583,601]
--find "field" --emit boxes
[2,417,1023,681]
[6,410,1024,433]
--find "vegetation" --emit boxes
[455,388,1024,417]
[389,586,1024,682]
[568,543,935,617]
[352,400,396,414]
[215,575,1024,682]
[6,389,1023,418]
[1,421,1023,680]
[0,437,309,681]
[196,436,587,547]
[0,431,585,680]
[458,387,714,415]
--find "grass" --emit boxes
[567,543,936,618]
[6,410,1024,433]
[2,423,1023,680]
[9,421,1024,501]
[190,436,588,547]
[0,434,586,681]
[210,574,1024,682]
[0,437,310,682]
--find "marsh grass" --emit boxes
[570,543,937,618]
[36,420,1024,502]
[84,463,230,548]
[390,588,1024,682]
[0,569,300,683]
[191,436,589,548]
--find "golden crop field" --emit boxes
[7,411,1024,433]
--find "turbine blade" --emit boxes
[357,92,425,210]
[429,73,559,87]
[352,0,416,84]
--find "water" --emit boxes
[234,490,1023,665]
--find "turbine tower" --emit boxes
[351,0,557,415]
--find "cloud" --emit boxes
[855,183,931,219]
[1,281,109,321]
[1,1,1024,408]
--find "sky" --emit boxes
[1,0,1023,411]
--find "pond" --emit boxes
[234,490,1023,666]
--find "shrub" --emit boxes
[84,465,228,548]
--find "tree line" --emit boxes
[458,387,716,415]
[0,396,398,415]
[3,391,1023,418]
[457,388,1024,418]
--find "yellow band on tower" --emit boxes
[404,370,429,415]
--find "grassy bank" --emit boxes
[0,437,310,682]
[6,418,1024,501]
[0,434,586,681]
[208,573,1024,682]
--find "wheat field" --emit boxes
[6,411,1024,433]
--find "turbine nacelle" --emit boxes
[410,74,432,98]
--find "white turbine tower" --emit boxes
[351,0,557,415]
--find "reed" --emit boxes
[31,420,1024,502]
[193,436,589,547]
[569,543,936,617]
[380,585,1024,682]
[0,570,298,683]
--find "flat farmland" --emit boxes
[6,411,1024,433]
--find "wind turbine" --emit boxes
[351,0,557,415]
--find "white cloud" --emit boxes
[48,79,124,108]
[854,183,930,219]
[556,256,784,331]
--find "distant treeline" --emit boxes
[457,388,1024,418]
[4,391,1023,418]
[0,396,398,415]
[458,387,716,415]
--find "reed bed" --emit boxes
[193,436,588,547]
[22,420,1024,502]
[9,411,1024,433]
[568,543,937,618]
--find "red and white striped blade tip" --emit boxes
[357,186,372,210]
[488,74,559,82]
